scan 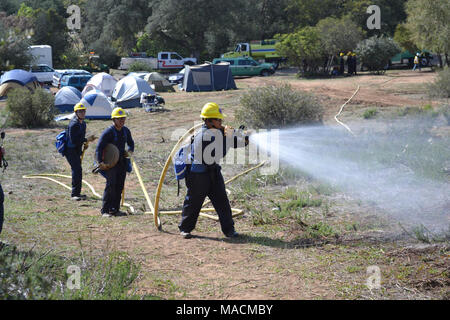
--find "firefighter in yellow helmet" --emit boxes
[95,107,135,217]
[65,103,96,201]
[178,102,249,239]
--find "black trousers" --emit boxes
[179,168,235,236]
[100,159,126,214]
[65,148,82,197]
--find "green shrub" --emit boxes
[0,243,145,300]
[356,36,401,74]
[236,84,323,129]
[363,108,378,119]
[428,67,450,98]
[6,88,56,128]
[128,61,154,73]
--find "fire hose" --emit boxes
[22,125,265,229]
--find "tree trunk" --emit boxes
[445,53,449,67]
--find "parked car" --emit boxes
[52,69,91,87]
[168,68,185,84]
[59,74,93,91]
[27,64,55,84]
[212,57,275,76]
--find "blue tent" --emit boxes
[182,63,236,92]
[112,75,155,108]
[55,86,82,113]
[0,69,38,86]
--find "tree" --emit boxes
[315,16,364,72]
[405,0,450,65]
[31,8,69,67]
[355,35,401,74]
[276,26,324,75]
[0,12,33,70]
[393,23,418,53]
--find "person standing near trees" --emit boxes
[339,53,345,75]
[65,103,96,201]
[413,53,421,71]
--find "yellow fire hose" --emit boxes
[22,173,135,214]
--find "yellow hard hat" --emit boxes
[200,102,226,119]
[347,51,352,56]
[111,107,127,119]
[340,53,344,56]
[352,53,356,56]
[74,102,86,112]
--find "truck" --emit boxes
[221,40,285,69]
[28,45,53,68]
[80,52,110,73]
[119,52,197,71]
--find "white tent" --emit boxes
[80,90,114,119]
[112,75,155,108]
[81,72,117,97]
[55,86,82,113]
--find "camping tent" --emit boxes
[80,90,114,119]
[144,72,174,92]
[0,69,40,97]
[181,63,236,92]
[54,86,82,113]
[128,72,174,92]
[112,75,155,108]
[81,72,117,97]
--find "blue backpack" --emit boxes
[173,135,194,195]
[55,130,68,156]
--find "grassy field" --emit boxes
[0,68,449,300]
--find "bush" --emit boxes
[6,88,56,128]
[0,243,144,300]
[363,108,378,119]
[236,84,323,129]
[428,67,450,98]
[356,36,401,74]
[128,61,154,73]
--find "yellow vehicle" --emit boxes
[221,40,285,69]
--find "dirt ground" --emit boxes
[1,68,449,300]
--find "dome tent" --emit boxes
[54,86,82,113]
[81,72,117,97]
[112,75,155,108]
[0,69,40,97]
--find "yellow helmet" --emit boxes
[347,51,352,56]
[74,102,86,112]
[200,102,226,119]
[111,107,127,119]
[340,53,344,56]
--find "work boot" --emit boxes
[102,213,112,218]
[225,231,239,238]
[180,231,192,239]
[71,194,87,201]
[110,210,127,217]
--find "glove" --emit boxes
[86,135,97,143]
